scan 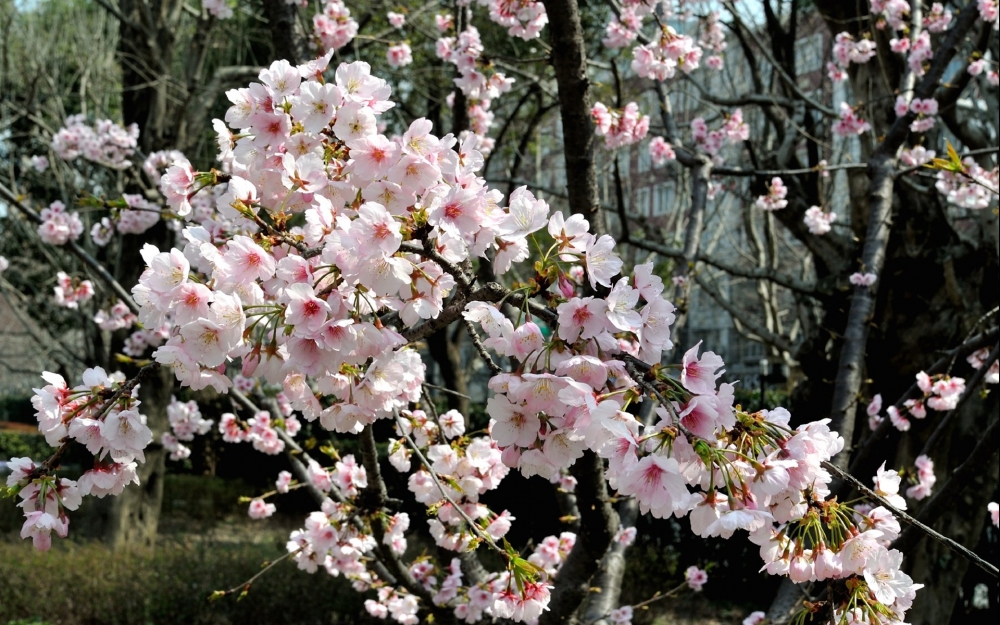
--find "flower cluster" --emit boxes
[967,347,1000,384]
[832,103,872,137]
[916,371,966,411]
[631,25,702,81]
[905,455,935,501]
[484,0,548,40]
[161,396,213,461]
[648,136,676,165]
[803,206,837,235]
[37,200,84,246]
[755,177,788,211]
[53,271,94,308]
[591,102,650,149]
[202,0,233,19]
[688,110,749,158]
[829,32,876,82]
[895,97,938,133]
[437,25,514,145]
[14,367,151,549]
[93,300,137,331]
[313,0,359,52]
[935,158,999,210]
[50,114,139,169]
[393,409,516,552]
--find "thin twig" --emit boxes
[392,408,508,559]
[822,460,998,578]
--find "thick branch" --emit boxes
[539,450,619,625]
[540,0,603,234]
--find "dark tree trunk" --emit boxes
[540,0,603,235]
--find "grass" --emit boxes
[0,537,374,625]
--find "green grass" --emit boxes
[0,538,374,625]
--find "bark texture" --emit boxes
[541,0,603,235]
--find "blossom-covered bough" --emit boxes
[1,1,999,624]
[3,47,994,625]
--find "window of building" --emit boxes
[634,187,650,217]
[795,33,824,76]
[653,182,676,216]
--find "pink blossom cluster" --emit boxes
[899,145,935,167]
[602,7,642,49]
[37,200,84,245]
[699,11,727,70]
[870,0,911,31]
[648,136,676,165]
[916,371,966,411]
[50,114,139,170]
[967,347,1000,384]
[688,110,749,158]
[832,103,872,137]
[387,42,413,68]
[161,396,213,461]
[17,56,931,623]
[906,455,935,501]
[755,177,788,211]
[829,33,876,82]
[803,206,837,235]
[15,367,149,548]
[122,323,170,358]
[218,410,299,456]
[53,271,94,308]
[93,300,137,331]
[437,25,514,146]
[387,11,405,29]
[313,0,359,52]
[907,31,933,78]
[202,0,233,20]
[483,0,548,40]
[923,3,953,33]
[392,409,516,552]
[981,0,1000,28]
[935,158,999,210]
[631,26,702,81]
[5,457,80,550]
[591,102,650,149]
[989,502,999,527]
[895,97,938,133]
[29,155,49,172]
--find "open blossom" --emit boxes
[906,455,936,500]
[248,498,277,519]
[387,43,413,68]
[685,566,708,591]
[387,11,405,28]
[989,502,999,527]
[874,463,907,510]
[743,612,766,625]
